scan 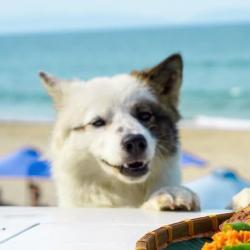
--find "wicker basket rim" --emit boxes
[135,211,233,250]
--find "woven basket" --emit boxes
[135,212,234,250]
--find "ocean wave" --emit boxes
[180,115,250,131]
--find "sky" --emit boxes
[1,0,250,33]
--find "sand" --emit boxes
[0,121,250,183]
[180,128,250,182]
[0,121,52,156]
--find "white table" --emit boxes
[0,207,226,250]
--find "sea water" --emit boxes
[0,24,250,125]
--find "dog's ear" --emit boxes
[39,71,68,110]
[132,53,183,112]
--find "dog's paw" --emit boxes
[232,188,250,210]
[142,186,200,211]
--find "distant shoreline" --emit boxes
[1,115,250,131]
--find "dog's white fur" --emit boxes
[40,55,200,210]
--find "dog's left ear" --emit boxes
[39,71,69,110]
[132,53,183,111]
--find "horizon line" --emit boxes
[0,20,250,37]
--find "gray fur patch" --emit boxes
[130,100,178,158]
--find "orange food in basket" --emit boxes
[202,205,250,250]
[202,230,250,250]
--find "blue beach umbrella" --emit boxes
[0,147,51,178]
[181,151,206,167]
[28,160,51,178]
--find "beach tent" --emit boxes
[0,147,50,178]
[181,151,206,167]
[186,168,250,210]
[0,147,54,206]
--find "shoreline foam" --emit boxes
[180,116,250,131]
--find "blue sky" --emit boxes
[1,0,250,33]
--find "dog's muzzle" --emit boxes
[122,134,147,157]
[101,160,149,178]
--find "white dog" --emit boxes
[40,54,200,211]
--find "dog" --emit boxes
[39,53,200,211]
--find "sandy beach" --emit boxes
[0,121,250,183]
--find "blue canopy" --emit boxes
[0,147,51,178]
[186,168,250,209]
[181,151,206,167]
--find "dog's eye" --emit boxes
[91,118,106,127]
[137,111,152,122]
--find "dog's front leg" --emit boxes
[142,186,200,211]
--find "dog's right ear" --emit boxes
[131,54,183,121]
[39,71,67,110]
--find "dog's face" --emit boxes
[40,54,182,183]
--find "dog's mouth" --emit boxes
[101,159,149,178]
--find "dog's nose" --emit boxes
[122,134,147,156]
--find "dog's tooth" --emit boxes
[124,164,129,168]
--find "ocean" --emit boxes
[0,24,250,124]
